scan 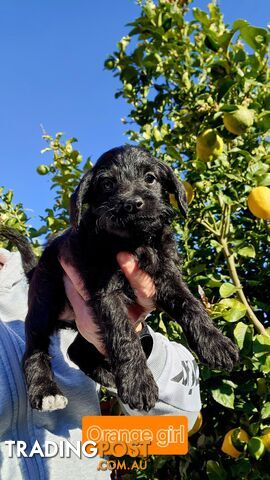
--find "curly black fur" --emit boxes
[3,145,240,412]
[0,225,37,275]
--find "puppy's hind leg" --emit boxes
[23,249,68,412]
[91,292,159,412]
[156,275,240,371]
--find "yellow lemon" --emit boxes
[247,186,270,219]
[223,107,254,136]
[196,129,223,162]
[183,181,194,204]
[169,193,178,209]
[221,428,249,458]
[261,428,270,452]
[188,412,203,437]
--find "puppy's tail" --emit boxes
[0,224,37,276]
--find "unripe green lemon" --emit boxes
[104,59,115,70]
[247,437,265,460]
[36,165,49,175]
[196,129,223,162]
[223,107,254,135]
[125,83,133,92]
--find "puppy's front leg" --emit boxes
[23,250,68,411]
[156,273,239,371]
[90,292,159,411]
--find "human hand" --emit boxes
[0,249,11,270]
[59,252,156,356]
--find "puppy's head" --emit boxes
[70,145,187,237]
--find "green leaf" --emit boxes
[263,94,270,110]
[238,246,256,258]
[219,299,247,322]
[253,334,270,355]
[217,80,236,101]
[206,274,222,288]
[193,8,210,26]
[220,283,237,298]
[232,19,249,31]
[261,402,270,420]
[257,173,270,186]
[230,458,251,477]
[47,217,55,227]
[219,104,239,112]
[205,33,220,52]
[211,380,235,409]
[206,460,227,480]
[5,190,13,204]
[257,112,270,132]
[234,322,248,350]
[239,24,269,51]
[229,148,253,161]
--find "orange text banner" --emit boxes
[82,415,188,456]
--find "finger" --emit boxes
[59,257,89,301]
[0,248,11,266]
[116,252,155,310]
[64,275,106,356]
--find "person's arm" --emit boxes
[60,254,201,429]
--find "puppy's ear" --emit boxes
[70,169,93,229]
[158,161,188,217]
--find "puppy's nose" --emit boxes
[123,197,144,213]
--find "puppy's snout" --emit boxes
[123,197,144,213]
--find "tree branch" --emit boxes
[198,208,270,338]
[220,237,270,337]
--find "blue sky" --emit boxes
[1,0,269,229]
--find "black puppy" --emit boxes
[22,145,239,412]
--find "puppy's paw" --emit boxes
[29,381,68,411]
[198,331,240,371]
[117,367,159,412]
[89,366,116,388]
[135,246,158,275]
[42,394,68,411]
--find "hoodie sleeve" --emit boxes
[0,248,28,322]
[117,325,202,430]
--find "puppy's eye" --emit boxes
[145,173,156,184]
[101,179,114,192]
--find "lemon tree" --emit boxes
[1,1,270,479]
[105,0,270,478]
